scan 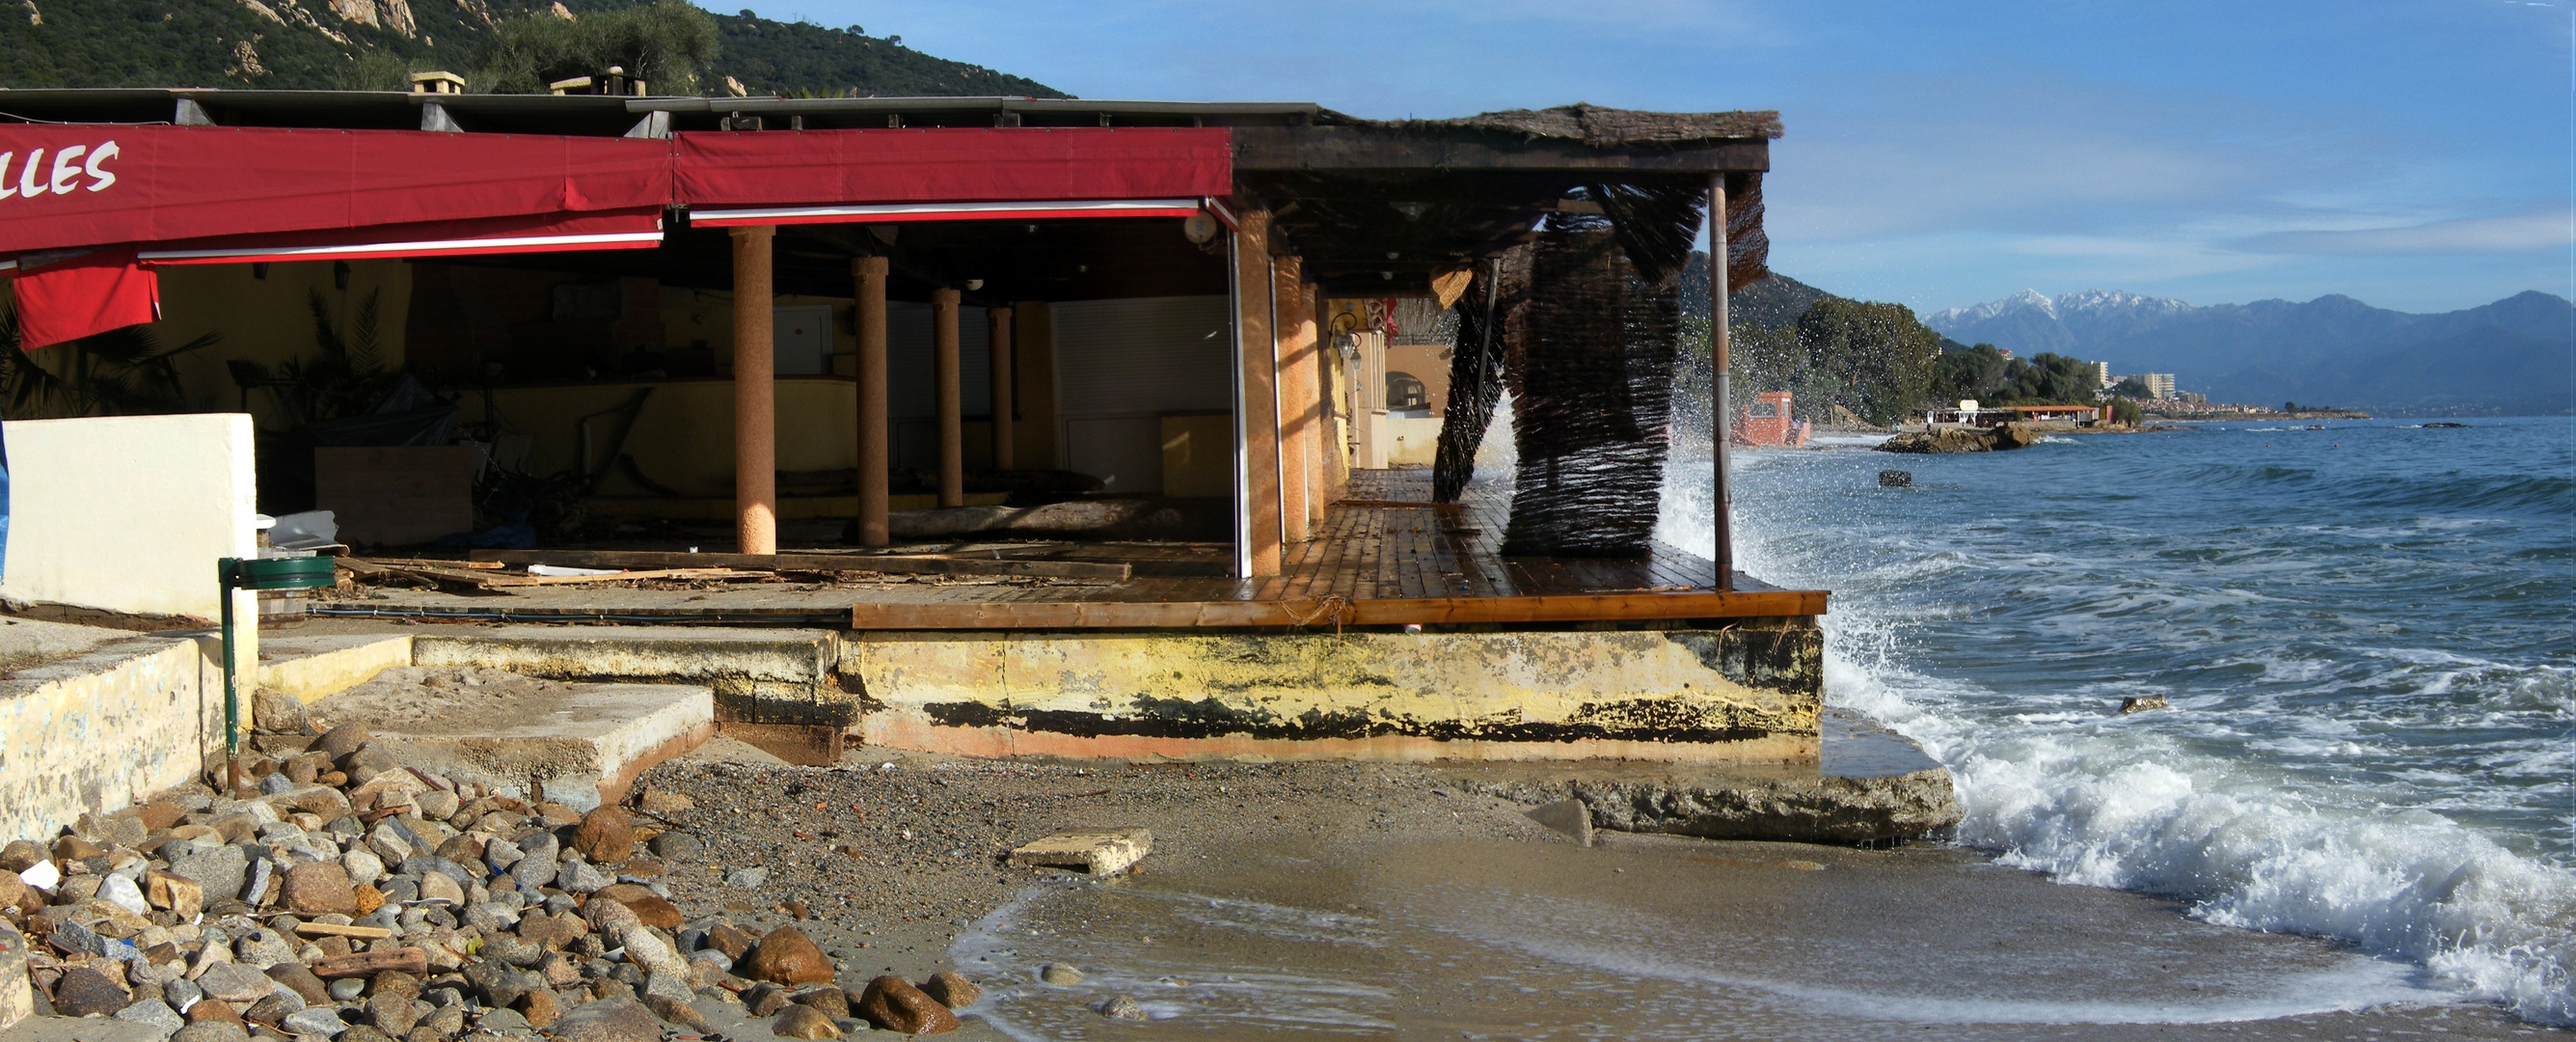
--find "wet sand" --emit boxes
[636,753,2555,1039]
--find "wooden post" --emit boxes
[988,306,1015,471]
[1273,256,1312,543]
[1709,175,1734,591]
[1232,210,1282,576]
[933,287,964,508]
[853,257,890,546]
[731,226,777,556]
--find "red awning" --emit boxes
[10,246,158,349]
[675,127,1231,226]
[138,209,666,265]
[0,125,672,257]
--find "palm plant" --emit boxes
[0,306,221,420]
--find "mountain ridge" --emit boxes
[1926,287,2572,414]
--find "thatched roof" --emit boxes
[1388,104,1783,147]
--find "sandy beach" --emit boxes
[632,748,2552,1040]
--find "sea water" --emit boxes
[1657,416,2576,1025]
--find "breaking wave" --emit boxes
[1660,417,2576,1025]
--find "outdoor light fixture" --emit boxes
[964,279,985,290]
[1182,211,1219,244]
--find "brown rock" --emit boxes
[50,965,130,1016]
[703,923,757,961]
[366,993,423,1036]
[856,976,957,1035]
[187,1000,246,1025]
[921,972,982,1009]
[136,801,188,832]
[514,990,559,1028]
[313,723,371,760]
[770,1004,841,1040]
[53,836,104,862]
[515,910,584,950]
[341,1027,394,1042]
[266,962,331,1006]
[578,895,638,937]
[638,994,707,1031]
[546,998,660,1042]
[743,984,790,1017]
[590,886,681,930]
[635,787,693,815]
[282,862,358,917]
[147,870,205,919]
[353,885,385,917]
[570,807,634,865]
[742,926,833,985]
[0,870,25,912]
[370,971,422,1002]
[0,839,43,872]
[790,988,850,1019]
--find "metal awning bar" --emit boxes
[141,230,664,264]
[687,199,1204,227]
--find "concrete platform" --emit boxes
[0,630,218,845]
[0,618,139,674]
[306,666,714,810]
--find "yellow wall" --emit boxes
[1159,413,1232,497]
[151,260,414,426]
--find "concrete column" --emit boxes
[731,226,776,555]
[1233,211,1282,576]
[988,306,1015,471]
[1273,257,1313,542]
[933,287,965,507]
[853,256,890,546]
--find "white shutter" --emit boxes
[1049,295,1233,493]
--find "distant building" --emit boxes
[2143,373,2176,399]
[2178,391,2205,404]
[2090,361,2112,388]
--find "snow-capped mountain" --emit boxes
[1928,288,2195,356]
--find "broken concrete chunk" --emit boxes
[1008,828,1152,875]
[1525,799,1595,847]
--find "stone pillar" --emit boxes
[853,256,890,547]
[731,225,776,555]
[1233,210,1282,576]
[933,287,965,508]
[989,306,1015,471]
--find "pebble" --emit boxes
[855,976,957,1035]
[164,978,203,1013]
[116,998,187,1037]
[769,1004,841,1039]
[1039,963,1083,985]
[52,965,133,1016]
[922,971,982,1008]
[742,925,833,985]
[1098,994,1149,1021]
[280,1006,348,1037]
[99,872,151,916]
[570,807,634,865]
[173,1021,251,1042]
[544,998,662,1042]
[327,979,366,1002]
[724,866,768,890]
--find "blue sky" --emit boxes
[741,1,2573,315]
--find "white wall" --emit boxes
[3,414,259,620]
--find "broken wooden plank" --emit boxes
[293,922,393,940]
[307,947,427,978]
[848,590,1826,630]
[351,558,505,570]
[475,568,766,588]
[469,548,1129,581]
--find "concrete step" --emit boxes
[410,626,853,727]
[304,666,714,810]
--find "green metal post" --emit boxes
[214,556,336,792]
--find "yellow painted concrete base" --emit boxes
[862,712,1820,764]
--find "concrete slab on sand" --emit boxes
[308,666,713,810]
[255,631,412,703]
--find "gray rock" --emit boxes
[328,979,366,1002]
[721,867,766,890]
[639,972,693,1005]
[481,839,522,873]
[557,861,610,894]
[234,928,297,969]
[168,846,251,903]
[475,1008,529,1034]
[240,857,275,904]
[544,998,661,1042]
[364,993,421,1035]
[259,773,295,796]
[164,978,203,1013]
[197,963,277,1003]
[246,993,306,1024]
[280,1006,347,1038]
[173,1021,251,1042]
[1098,994,1148,1021]
[100,872,152,916]
[339,850,384,888]
[313,724,370,760]
[52,966,132,1016]
[619,927,690,981]
[48,919,105,957]
[1038,964,1082,985]
[645,833,699,860]
[116,998,186,1037]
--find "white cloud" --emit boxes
[2233,208,2573,255]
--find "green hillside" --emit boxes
[0,0,1066,97]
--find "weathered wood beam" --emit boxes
[466,549,1130,580]
[1234,126,1770,174]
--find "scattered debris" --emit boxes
[2119,696,2171,714]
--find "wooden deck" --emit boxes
[393,470,1824,629]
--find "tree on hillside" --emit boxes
[1989,352,2101,405]
[1790,298,1939,426]
[2108,375,2150,398]
[1929,343,2011,404]
[475,0,719,95]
